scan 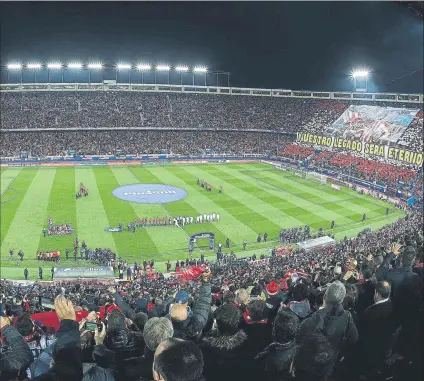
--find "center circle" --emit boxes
[112,184,187,204]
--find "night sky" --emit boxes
[1,1,423,93]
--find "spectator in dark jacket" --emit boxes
[241,300,273,361]
[93,310,144,381]
[355,281,398,378]
[376,245,417,296]
[292,331,335,381]
[355,265,375,315]
[254,308,299,381]
[264,281,285,321]
[200,304,249,381]
[30,296,83,381]
[0,316,34,381]
[153,338,205,381]
[296,281,358,361]
[169,276,211,341]
[286,283,312,322]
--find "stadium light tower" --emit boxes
[67,62,83,69]
[193,66,208,86]
[351,69,370,92]
[137,64,151,84]
[6,63,23,84]
[155,64,170,84]
[176,65,189,85]
[87,63,102,84]
[116,63,132,83]
[47,62,63,83]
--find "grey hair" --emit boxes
[143,317,174,351]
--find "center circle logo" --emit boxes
[112,184,187,204]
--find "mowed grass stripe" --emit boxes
[216,165,343,229]
[204,164,334,228]
[93,167,158,257]
[154,166,258,245]
[180,165,286,239]
[110,167,180,258]
[37,168,77,255]
[263,171,386,221]
[1,169,37,249]
[1,168,22,195]
[75,168,117,252]
[131,166,232,253]
[1,168,56,259]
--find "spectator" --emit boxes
[296,281,358,361]
[254,308,299,381]
[153,338,205,381]
[200,304,248,381]
[93,310,144,381]
[355,281,397,378]
[355,265,376,315]
[0,316,34,381]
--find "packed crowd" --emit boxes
[0,130,289,157]
[1,92,421,152]
[282,145,420,189]
[0,210,422,381]
[0,92,349,132]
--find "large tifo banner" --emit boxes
[296,132,423,166]
[324,105,420,144]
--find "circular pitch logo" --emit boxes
[112,184,187,204]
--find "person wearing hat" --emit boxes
[169,272,212,341]
[296,280,358,360]
[265,281,285,321]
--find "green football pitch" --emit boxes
[0,162,404,280]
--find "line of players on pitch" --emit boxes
[125,213,221,229]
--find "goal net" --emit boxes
[306,171,327,184]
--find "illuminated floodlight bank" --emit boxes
[68,63,83,69]
[47,63,62,69]
[87,63,103,69]
[7,63,22,70]
[117,63,131,70]
[156,65,170,71]
[137,64,151,70]
[27,63,42,69]
[193,67,207,73]
[175,65,189,72]
[352,70,369,78]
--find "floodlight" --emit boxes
[193,67,207,73]
[117,63,131,70]
[175,65,189,72]
[137,64,151,70]
[352,70,369,78]
[27,63,42,69]
[156,65,170,71]
[87,63,103,69]
[7,63,22,70]
[67,63,83,69]
[47,63,62,69]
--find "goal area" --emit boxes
[305,171,327,185]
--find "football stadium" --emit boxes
[0,2,423,381]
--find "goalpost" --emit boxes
[305,171,327,185]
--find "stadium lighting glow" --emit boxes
[137,64,151,70]
[27,63,42,69]
[7,63,22,70]
[67,63,83,69]
[175,65,189,72]
[87,63,103,69]
[156,65,170,71]
[117,63,131,70]
[352,70,369,78]
[47,63,62,69]
[193,67,208,73]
